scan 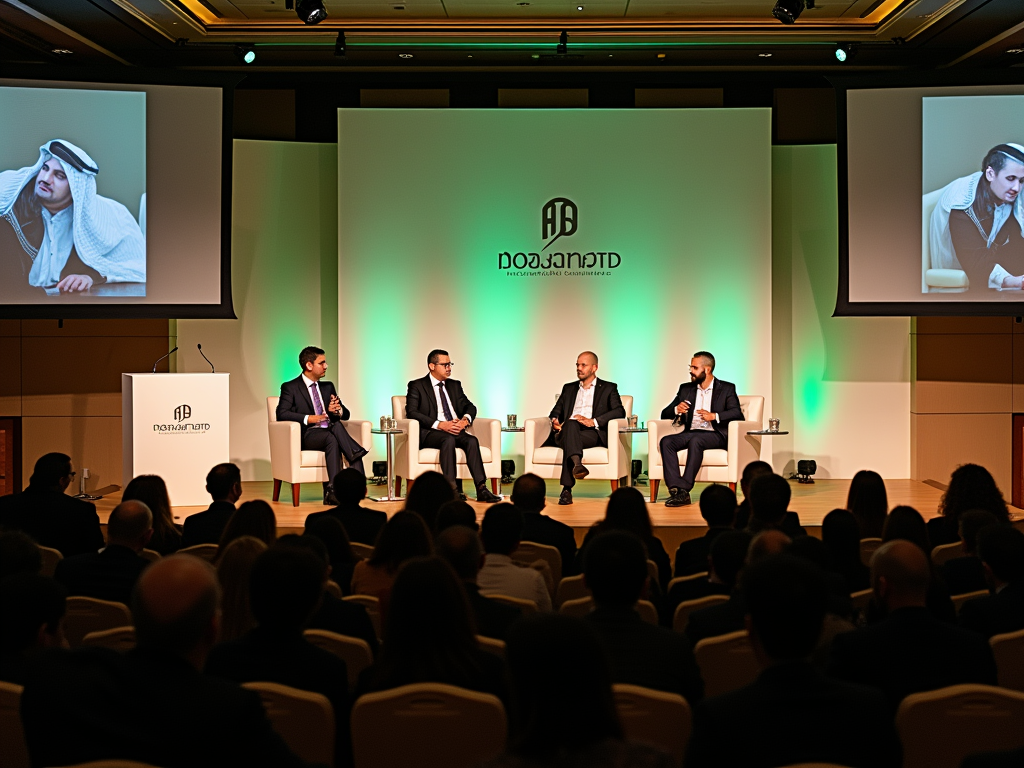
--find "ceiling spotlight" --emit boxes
[295,0,328,24]
[1008,48,1024,54]
[835,43,853,62]
[557,30,568,54]
[399,53,414,58]
[772,0,805,24]
[334,31,346,57]
[577,4,584,9]
[51,48,73,55]
[758,52,773,57]
[235,44,256,64]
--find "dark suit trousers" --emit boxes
[660,429,726,492]
[302,421,365,487]
[555,419,602,488]
[421,428,486,488]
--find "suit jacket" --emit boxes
[181,501,236,549]
[686,661,899,768]
[962,747,1024,768]
[277,375,351,436]
[926,515,960,548]
[307,592,379,657]
[0,487,103,558]
[585,605,704,704]
[305,504,387,547]
[959,581,1024,639]
[20,646,305,768]
[520,511,579,578]
[548,378,625,448]
[577,526,671,593]
[827,606,998,709]
[942,555,989,596]
[466,582,522,641]
[674,528,730,577]
[53,544,149,605]
[405,375,477,445]
[685,592,746,646]
[659,378,743,442]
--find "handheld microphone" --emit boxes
[673,400,692,427]
[197,343,215,373]
[151,346,178,374]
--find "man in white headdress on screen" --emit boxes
[0,139,145,296]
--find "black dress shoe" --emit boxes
[476,487,502,504]
[458,492,468,502]
[665,488,691,507]
[558,487,573,505]
[323,489,339,506]
[350,448,369,462]
[572,463,590,480]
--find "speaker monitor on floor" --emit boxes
[501,460,515,485]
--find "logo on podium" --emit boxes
[174,404,192,422]
[542,197,578,250]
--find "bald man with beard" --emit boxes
[20,556,308,768]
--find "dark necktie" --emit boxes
[310,383,329,429]
[438,382,455,421]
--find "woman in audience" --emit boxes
[821,508,870,593]
[356,556,507,701]
[402,470,456,532]
[930,463,1012,547]
[305,515,361,595]
[122,474,181,555]
[488,613,672,768]
[434,499,478,535]
[216,500,277,561]
[350,511,432,601]
[216,535,267,643]
[881,505,956,623]
[846,470,888,539]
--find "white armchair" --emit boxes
[390,396,501,496]
[523,395,633,492]
[267,396,372,506]
[647,395,764,503]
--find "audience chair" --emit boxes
[325,580,343,599]
[38,545,62,578]
[267,395,372,507]
[0,680,29,768]
[850,589,873,614]
[612,683,692,768]
[930,542,963,567]
[559,596,659,625]
[673,594,729,634]
[476,635,506,659]
[303,628,373,692]
[555,574,589,608]
[65,596,133,647]
[178,543,218,563]
[351,682,506,768]
[990,628,1024,693]
[511,541,563,583]
[81,626,136,652]
[139,549,161,563]
[242,681,334,767]
[344,594,382,642]
[523,395,634,492]
[952,589,990,615]
[694,630,760,698]
[667,572,709,593]
[350,542,375,559]
[647,395,764,501]
[896,684,1024,768]
[859,538,883,567]
[391,395,501,497]
[55,762,160,768]
[485,594,538,615]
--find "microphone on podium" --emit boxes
[198,343,216,373]
[151,346,178,374]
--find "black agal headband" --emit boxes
[993,143,1024,167]
[47,141,99,175]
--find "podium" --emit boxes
[123,373,230,507]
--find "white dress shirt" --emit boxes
[477,554,552,612]
[301,373,327,426]
[28,205,75,287]
[430,376,472,430]
[691,379,716,432]
[571,381,597,422]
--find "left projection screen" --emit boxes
[0,79,228,318]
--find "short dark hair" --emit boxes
[0,531,42,579]
[511,473,546,514]
[218,500,277,558]
[0,573,66,654]
[276,533,330,571]
[435,525,484,581]
[710,530,752,588]
[743,554,828,661]
[749,473,791,526]
[977,525,1024,584]
[299,346,324,371]
[29,452,72,489]
[249,546,325,631]
[741,460,773,487]
[584,531,648,609]
[427,349,449,364]
[435,500,478,535]
[332,467,368,505]
[206,463,241,500]
[693,351,715,372]
[699,484,737,527]
[480,503,524,556]
[403,471,456,532]
[958,510,999,553]
[368,511,433,572]
[132,562,221,656]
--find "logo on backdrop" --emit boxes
[498,197,622,278]
[174,404,192,423]
[153,404,210,433]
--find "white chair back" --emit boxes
[613,684,691,768]
[694,630,760,698]
[304,629,374,692]
[392,396,406,419]
[990,628,1024,692]
[243,682,334,767]
[65,597,133,648]
[739,395,764,425]
[0,680,29,768]
[267,395,280,422]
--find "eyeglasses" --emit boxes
[67,471,77,478]
[433,362,454,368]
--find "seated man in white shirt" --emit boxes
[477,503,552,612]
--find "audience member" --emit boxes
[828,540,997,709]
[942,510,999,595]
[350,511,432,601]
[747,473,806,538]
[821,508,870,592]
[435,499,478,534]
[216,536,268,643]
[962,747,1024,768]
[123,474,182,555]
[733,460,772,529]
[846,469,888,539]
[181,463,242,549]
[674,484,736,577]
[929,463,1011,547]
[489,614,673,768]
[788,535,853,620]
[511,473,578,577]
[402,470,456,530]
[958,525,1024,639]
[686,554,899,768]
[880,505,956,624]
[216,500,277,561]
[305,515,361,594]
[436,525,522,641]
[0,572,66,684]
[305,468,386,546]
[0,530,43,578]
[0,452,103,557]
[666,530,750,622]
[206,545,350,766]
[478,503,552,612]
[584,531,703,703]
[356,557,507,702]
[54,500,153,605]
[20,555,306,767]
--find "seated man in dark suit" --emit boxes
[686,554,899,768]
[746,473,807,538]
[0,572,66,685]
[942,509,998,596]
[675,484,737,577]
[20,555,306,768]
[511,473,578,576]
[0,530,43,578]
[667,529,750,623]
[0,452,103,557]
[963,747,1024,768]
[584,530,703,704]
[435,524,522,641]
[277,345,368,505]
[959,525,1024,639]
[181,463,242,549]
[206,544,350,767]
[305,468,386,546]
[54,500,153,605]
[828,540,997,709]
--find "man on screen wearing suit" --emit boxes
[406,349,502,503]
[548,351,625,506]
[659,351,744,508]
[276,346,367,505]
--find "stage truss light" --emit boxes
[335,31,346,57]
[835,43,854,62]
[557,30,568,54]
[295,0,328,24]
[772,0,805,24]
[235,45,256,64]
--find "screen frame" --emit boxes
[833,70,1024,317]
[0,66,240,320]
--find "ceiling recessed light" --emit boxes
[531,53,540,58]
[577,4,584,9]
[467,54,473,58]
[399,53,413,58]
[51,48,73,55]
[758,52,773,57]
[1008,48,1024,54]
[517,2,530,5]
[657,53,666,58]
